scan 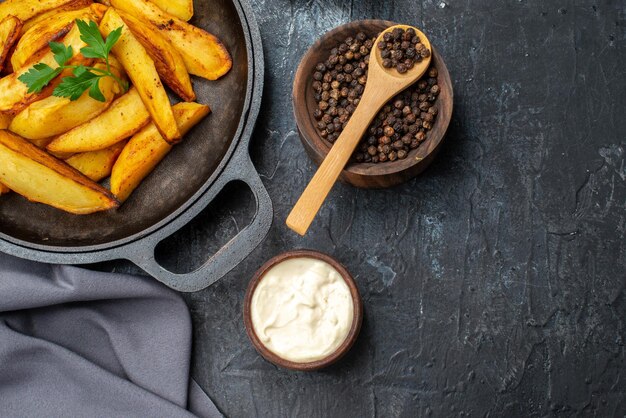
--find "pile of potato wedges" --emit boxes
[0,0,231,214]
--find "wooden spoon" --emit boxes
[286,25,432,235]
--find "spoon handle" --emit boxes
[286,90,386,235]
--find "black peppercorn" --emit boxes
[392,140,404,150]
[312,33,440,164]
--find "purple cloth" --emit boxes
[0,252,221,417]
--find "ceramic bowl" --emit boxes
[243,249,363,371]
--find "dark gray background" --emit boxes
[93,0,626,416]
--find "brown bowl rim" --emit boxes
[292,19,454,179]
[243,249,363,371]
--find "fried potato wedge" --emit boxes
[20,0,94,32]
[0,24,91,116]
[47,87,150,153]
[29,137,55,149]
[11,5,105,70]
[110,0,232,80]
[111,102,210,202]
[149,0,193,21]
[9,62,125,140]
[100,8,180,142]
[0,182,10,195]
[0,16,22,73]
[118,11,195,102]
[0,0,89,22]
[0,112,12,129]
[65,140,126,181]
[0,130,119,214]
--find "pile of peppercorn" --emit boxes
[379,27,430,74]
[312,31,440,164]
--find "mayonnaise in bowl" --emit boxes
[249,255,356,364]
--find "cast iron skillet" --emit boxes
[0,0,272,292]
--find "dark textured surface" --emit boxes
[92,0,626,416]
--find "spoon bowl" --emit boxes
[366,25,433,99]
[287,25,433,236]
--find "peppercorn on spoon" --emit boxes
[287,25,432,235]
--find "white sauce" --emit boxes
[250,257,354,363]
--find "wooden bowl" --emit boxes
[243,250,363,371]
[292,20,454,188]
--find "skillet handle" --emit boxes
[127,155,273,292]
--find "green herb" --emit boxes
[18,19,128,102]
